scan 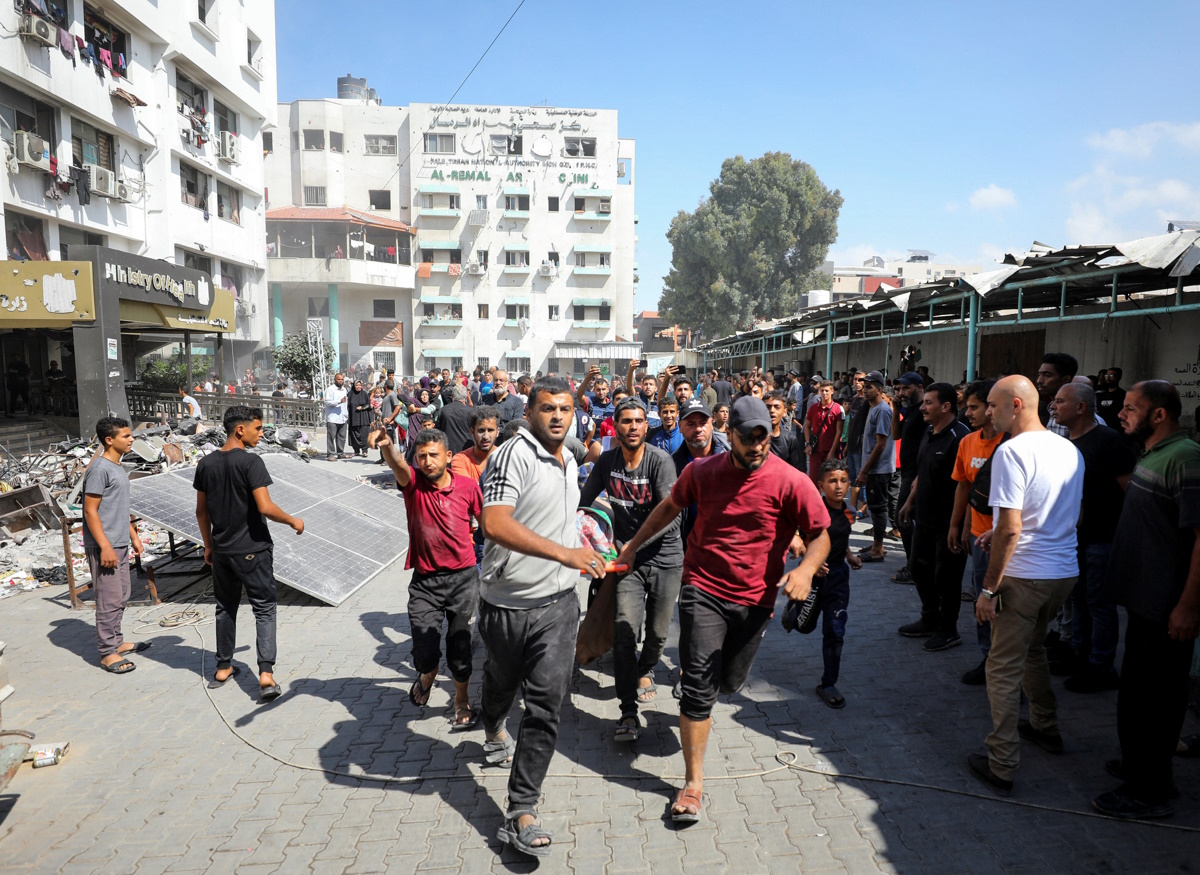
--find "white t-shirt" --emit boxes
[989,429,1084,580]
[181,394,202,418]
[324,384,349,424]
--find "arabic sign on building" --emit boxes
[0,261,96,325]
[75,245,212,310]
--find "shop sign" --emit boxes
[0,261,96,325]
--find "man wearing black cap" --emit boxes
[615,395,830,823]
[891,372,927,582]
[854,371,899,562]
[673,397,729,545]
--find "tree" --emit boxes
[659,152,842,338]
[273,332,334,391]
[136,353,214,391]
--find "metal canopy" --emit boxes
[129,455,409,606]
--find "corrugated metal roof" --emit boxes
[266,206,415,233]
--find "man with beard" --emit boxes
[451,406,500,569]
[891,372,926,581]
[673,398,729,544]
[580,397,683,741]
[482,370,525,426]
[1094,368,1127,429]
[478,378,607,857]
[576,366,615,425]
[436,384,475,453]
[615,396,830,824]
[1093,381,1200,819]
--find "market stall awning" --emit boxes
[266,205,414,234]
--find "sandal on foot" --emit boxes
[636,680,658,703]
[860,553,887,563]
[450,706,479,732]
[408,674,434,707]
[615,716,639,743]
[207,666,240,688]
[497,812,552,858]
[259,683,282,702]
[101,657,136,674]
[483,735,516,768]
[816,684,846,709]
[671,787,703,823]
[118,641,152,655]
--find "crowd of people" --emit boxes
[81,350,1199,859]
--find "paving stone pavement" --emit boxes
[1,455,1197,873]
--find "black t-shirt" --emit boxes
[1095,387,1127,429]
[825,499,854,562]
[898,404,925,473]
[436,401,475,453]
[193,449,274,553]
[580,444,682,568]
[1072,424,1137,546]
[914,420,971,525]
[6,361,31,387]
[845,395,868,453]
[712,380,734,406]
[770,425,802,470]
[484,392,525,426]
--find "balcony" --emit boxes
[502,265,532,274]
[268,258,416,289]
[573,266,612,277]
[572,320,612,329]
[571,211,613,223]
[420,316,463,328]
[417,208,461,219]
[502,210,530,220]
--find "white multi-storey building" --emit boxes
[0,0,276,425]
[264,87,638,377]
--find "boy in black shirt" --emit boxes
[194,406,304,701]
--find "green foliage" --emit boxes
[272,332,334,390]
[660,152,842,338]
[137,354,214,391]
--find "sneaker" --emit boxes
[961,659,987,686]
[923,634,962,652]
[1017,719,1063,754]
[967,753,1012,797]
[1104,760,1179,799]
[898,620,936,638]
[1064,666,1120,694]
[1092,788,1173,820]
[890,567,913,584]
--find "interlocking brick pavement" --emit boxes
[0,455,1197,872]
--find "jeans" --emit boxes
[897,473,916,562]
[87,546,130,657]
[212,549,277,673]
[408,565,479,683]
[325,421,347,455]
[614,564,683,717]
[816,561,850,687]
[846,452,862,483]
[478,591,579,813]
[677,584,772,721]
[968,533,991,657]
[864,471,899,541]
[910,521,969,638]
[983,574,1076,781]
[1068,543,1119,669]
[1117,612,1196,803]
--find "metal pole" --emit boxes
[760,336,765,371]
[184,330,192,390]
[217,334,225,388]
[824,320,833,377]
[966,291,979,383]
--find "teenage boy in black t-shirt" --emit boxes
[195,406,304,701]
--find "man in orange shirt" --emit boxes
[949,379,1003,685]
[450,407,500,569]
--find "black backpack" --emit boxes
[967,433,1011,517]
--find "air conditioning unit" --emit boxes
[13,131,51,172]
[617,164,626,178]
[467,209,488,227]
[599,199,612,214]
[236,298,257,316]
[218,131,240,164]
[538,264,556,277]
[20,14,56,48]
[87,163,118,198]
[467,262,486,276]
[115,180,131,202]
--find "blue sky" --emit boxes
[277,0,1200,312]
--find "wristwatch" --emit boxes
[981,588,999,601]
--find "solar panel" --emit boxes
[129,455,410,606]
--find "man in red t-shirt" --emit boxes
[804,380,844,483]
[374,424,483,730]
[616,396,830,824]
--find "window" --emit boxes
[220,262,244,297]
[71,118,114,171]
[478,357,490,369]
[897,268,904,276]
[505,304,530,320]
[598,253,610,267]
[476,195,487,210]
[564,137,596,157]
[303,130,324,150]
[423,133,454,153]
[490,134,522,155]
[574,252,587,267]
[574,197,586,212]
[303,186,326,206]
[548,305,559,321]
[420,249,433,263]
[213,100,238,136]
[373,351,396,372]
[505,251,529,267]
[262,132,273,154]
[246,31,263,72]
[548,196,559,212]
[419,194,434,210]
[600,304,611,321]
[373,299,396,319]
[364,135,397,155]
[504,195,530,212]
[449,250,462,264]
[547,252,559,267]
[308,297,330,318]
[573,305,585,321]
[0,84,56,147]
[477,250,488,266]
[196,0,215,27]
[422,303,435,317]
[478,304,489,319]
[180,162,206,208]
[511,357,531,374]
[216,182,240,224]
[329,132,343,153]
[176,73,207,115]
[447,194,460,210]
[83,6,130,78]
[183,252,212,274]
[368,190,391,211]
[59,227,105,260]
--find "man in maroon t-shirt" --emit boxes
[804,380,845,483]
[616,396,830,824]
[374,425,483,729]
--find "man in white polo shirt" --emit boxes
[968,375,1083,796]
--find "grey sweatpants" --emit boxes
[87,546,131,657]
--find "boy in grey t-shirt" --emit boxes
[82,417,146,673]
[854,372,899,560]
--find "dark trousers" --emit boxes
[325,421,347,455]
[816,561,850,687]
[678,584,772,721]
[479,591,579,813]
[408,565,479,683]
[212,549,277,673]
[865,471,899,540]
[7,383,30,414]
[968,534,992,656]
[910,521,969,637]
[897,473,916,561]
[1117,612,1196,804]
[348,422,370,453]
[1069,543,1119,669]
[613,564,683,717]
